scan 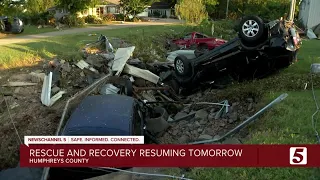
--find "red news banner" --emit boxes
[20,144,320,167]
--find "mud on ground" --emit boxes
[0,63,96,170]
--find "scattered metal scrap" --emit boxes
[189,93,289,144]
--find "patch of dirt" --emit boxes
[0,84,64,169]
[0,59,102,170]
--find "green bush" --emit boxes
[133,17,140,22]
[77,17,85,26]
[61,14,84,27]
[114,14,125,21]
[18,11,56,25]
[102,13,115,22]
[36,18,46,26]
[85,15,103,24]
[93,18,103,24]
[215,0,296,20]
[85,15,96,23]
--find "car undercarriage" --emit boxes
[171,16,301,92]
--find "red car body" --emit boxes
[171,32,227,50]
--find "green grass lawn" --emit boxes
[0,25,62,39]
[0,24,320,179]
[19,25,62,35]
[0,25,187,69]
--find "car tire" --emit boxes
[174,55,192,77]
[239,15,264,43]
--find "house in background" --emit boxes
[299,0,320,29]
[48,0,124,19]
[148,2,174,18]
[48,0,163,20]
[47,6,69,20]
[78,0,124,17]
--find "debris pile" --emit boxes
[0,32,289,170]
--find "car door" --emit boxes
[194,33,206,45]
[175,33,192,49]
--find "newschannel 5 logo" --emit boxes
[290,147,307,165]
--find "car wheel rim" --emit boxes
[176,59,184,74]
[242,20,259,38]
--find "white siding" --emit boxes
[299,0,320,29]
[137,8,149,17]
[307,0,320,28]
[298,0,310,27]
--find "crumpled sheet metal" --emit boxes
[40,71,67,107]
[123,64,160,84]
[40,72,52,106]
[112,46,135,76]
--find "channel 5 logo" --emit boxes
[289,147,307,165]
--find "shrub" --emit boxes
[85,15,96,23]
[48,17,56,26]
[160,14,167,18]
[18,11,56,26]
[61,14,84,27]
[37,18,46,26]
[175,0,208,24]
[77,17,85,26]
[133,17,140,22]
[93,18,103,24]
[102,13,115,22]
[115,14,125,21]
[84,15,103,24]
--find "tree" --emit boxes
[0,0,27,16]
[203,0,219,17]
[120,0,156,16]
[89,0,99,8]
[175,0,208,24]
[56,0,92,14]
[162,0,177,8]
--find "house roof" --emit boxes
[103,0,120,5]
[149,2,171,9]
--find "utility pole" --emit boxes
[226,0,230,19]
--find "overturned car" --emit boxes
[171,15,301,91]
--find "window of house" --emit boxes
[96,8,100,16]
[115,7,120,13]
